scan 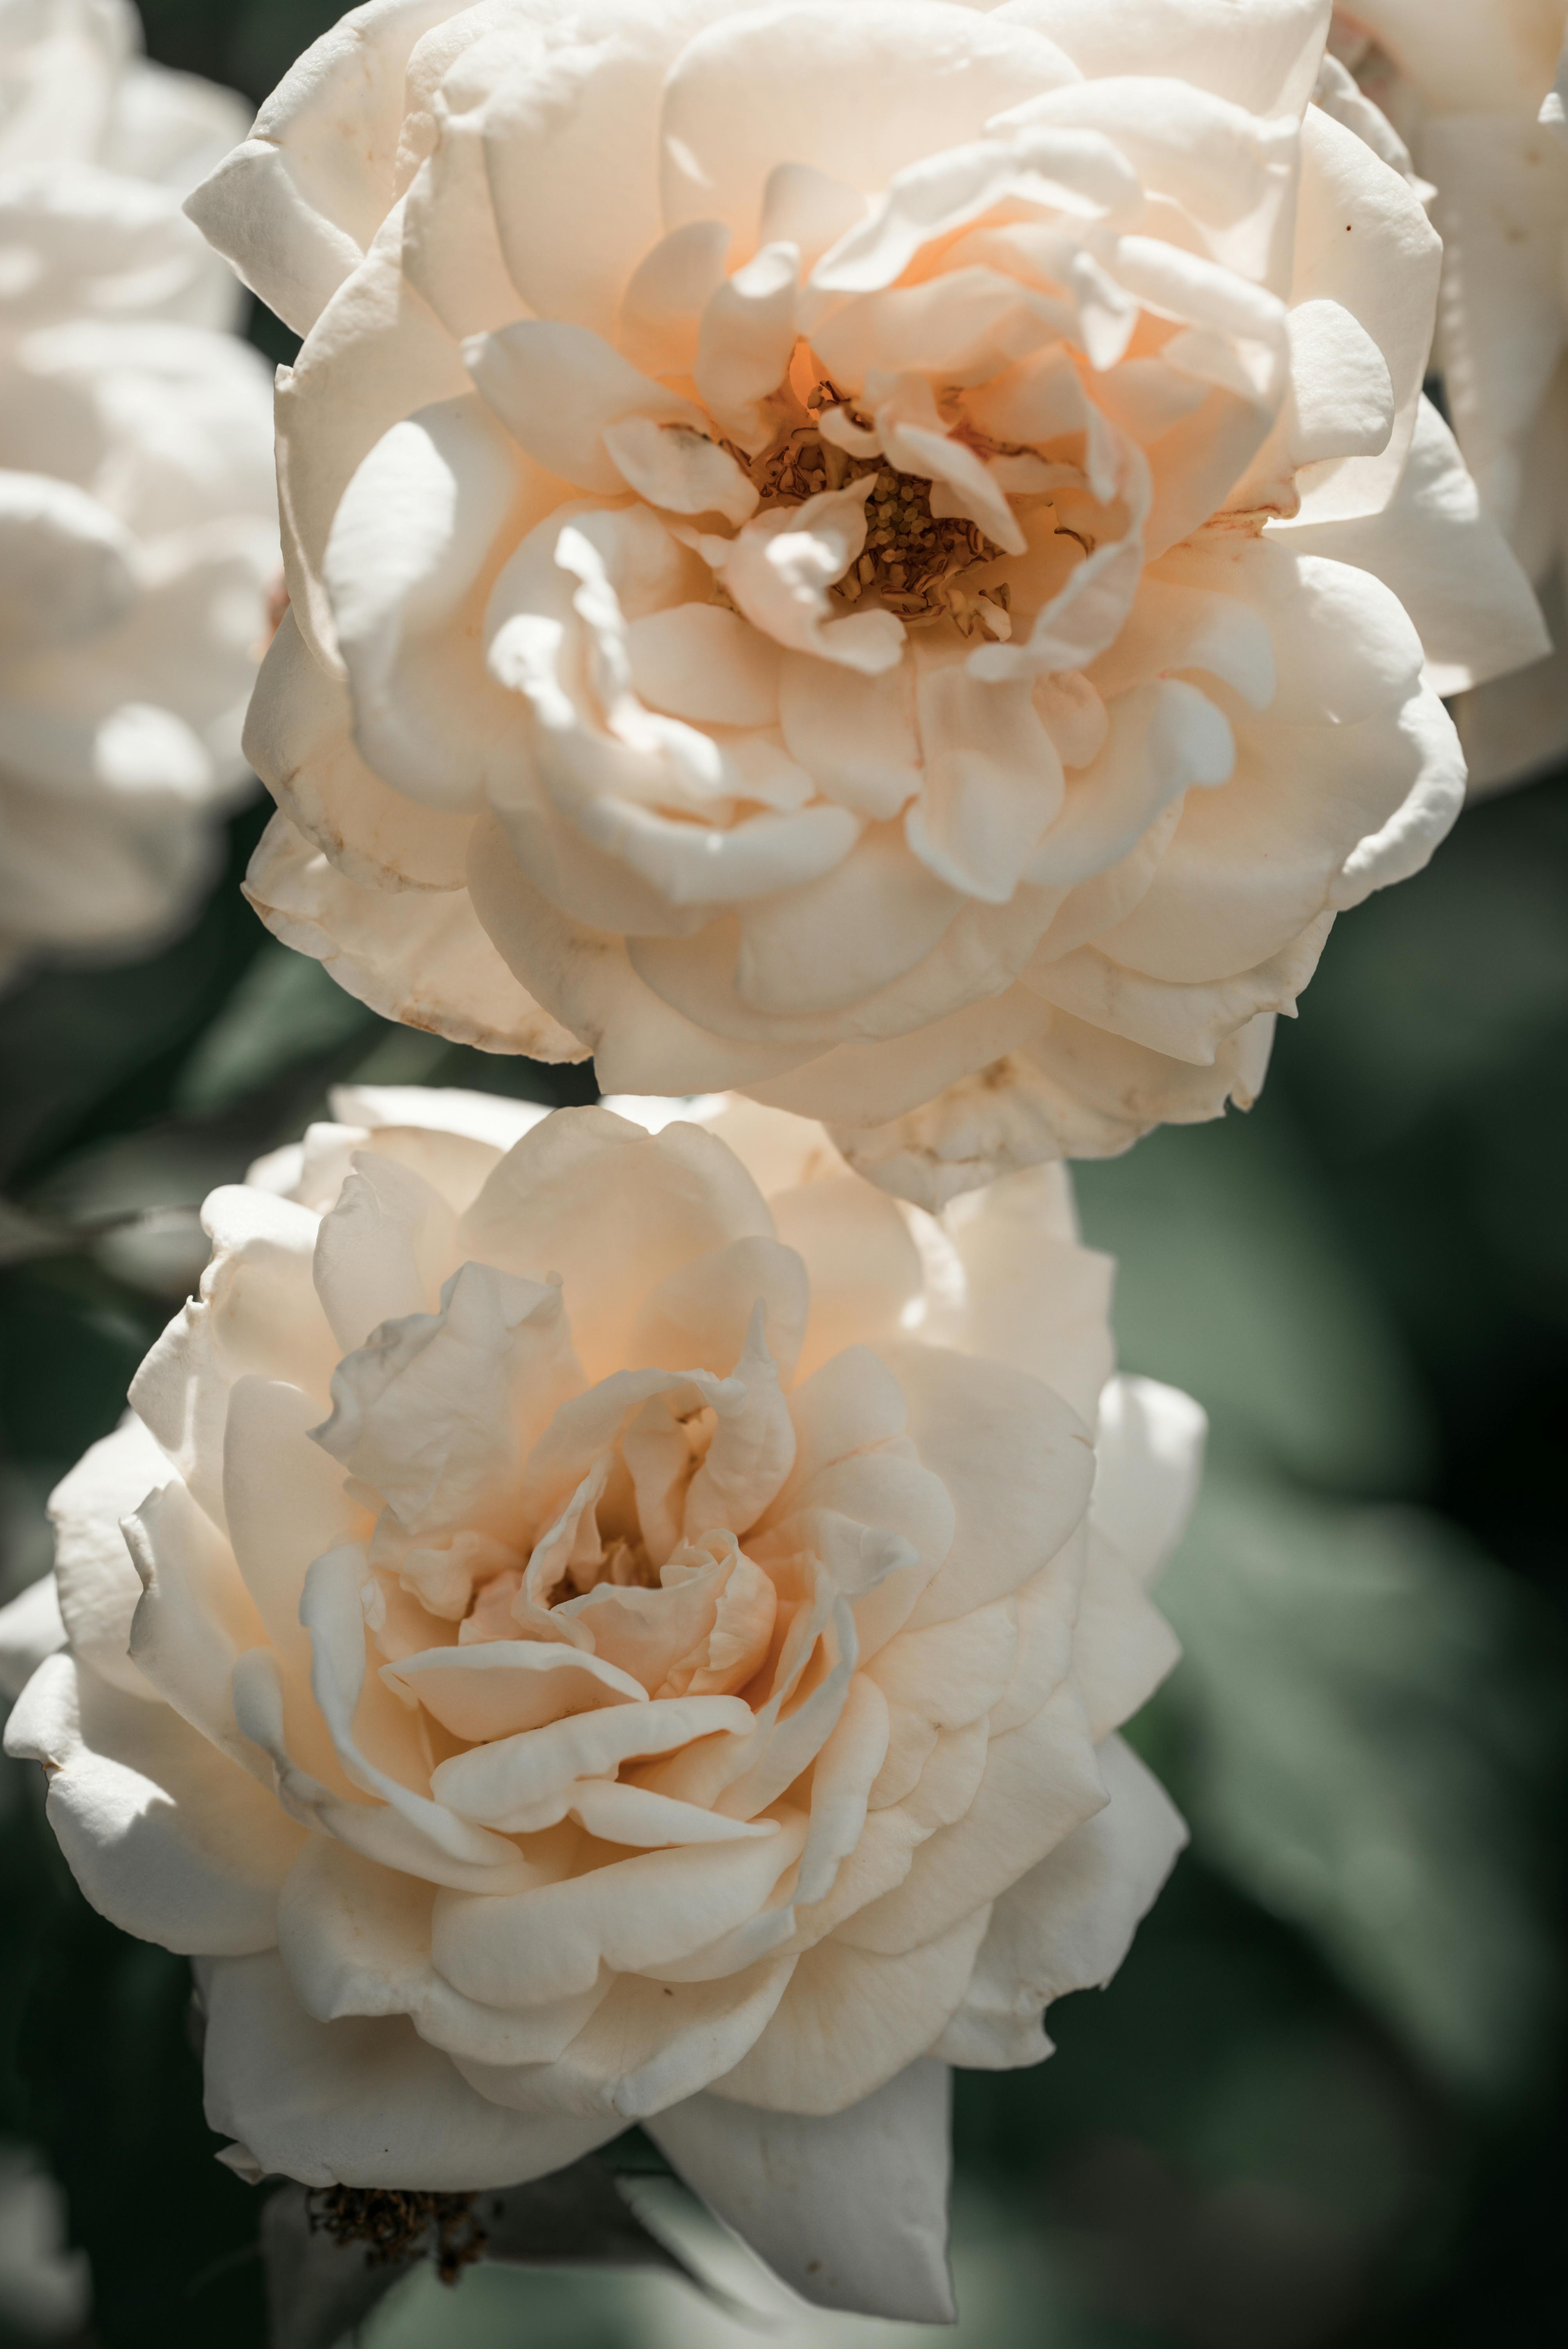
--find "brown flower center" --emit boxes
[736,382,1012,638]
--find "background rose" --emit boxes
[188,0,1545,1207]
[1331,1,1568,793]
[0,1084,1197,2319]
[0,0,277,986]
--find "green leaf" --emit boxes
[1157,1468,1564,2100]
[1074,1094,1432,1496]
[175,944,378,1116]
[18,1891,266,2349]
[0,807,271,1188]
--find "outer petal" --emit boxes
[201,1950,622,2189]
[244,812,586,1059]
[1288,104,1441,526]
[836,1680,1107,1957]
[322,395,543,811]
[1423,107,1568,535]
[647,2058,957,2321]
[182,0,466,336]
[48,1415,170,1699]
[932,1735,1187,2067]
[4,1654,303,1955]
[708,1910,989,2115]
[129,1183,336,1533]
[245,613,475,892]
[886,1342,1096,1630]
[920,1167,1116,1420]
[1274,397,1550,696]
[1091,1376,1207,1582]
[1029,0,1328,119]
[0,1577,66,1701]
[806,999,1274,1207]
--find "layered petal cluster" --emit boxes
[191,0,1545,1204]
[1331,1,1568,791]
[0,0,277,982]
[0,1085,1197,2320]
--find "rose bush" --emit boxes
[188,0,1546,1203]
[0,1085,1197,2320]
[0,0,276,983]
[1330,2,1568,791]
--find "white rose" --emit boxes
[1331,1,1568,793]
[0,0,277,984]
[189,0,1546,1205]
[0,1085,1197,2322]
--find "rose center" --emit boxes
[737,386,1012,638]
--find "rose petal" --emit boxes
[648,2057,957,2320]
[710,1907,991,2113]
[933,1733,1186,2067]
[1092,1375,1208,1581]
[200,1950,621,2188]
[48,1415,169,1699]
[5,1654,303,1954]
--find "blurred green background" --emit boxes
[1,6,1564,2346]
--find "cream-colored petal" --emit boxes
[710,1908,991,2114]
[5,1654,302,1954]
[886,1342,1095,1630]
[838,1680,1106,1958]
[201,1949,621,2188]
[659,0,1080,242]
[933,1734,1186,2069]
[1288,104,1441,526]
[47,1415,169,1699]
[429,1710,751,1832]
[648,2058,957,2321]
[770,1175,923,1382]
[386,1642,649,1744]
[245,613,475,891]
[312,1152,460,1355]
[463,1103,775,1383]
[245,812,585,1059]
[1091,1375,1207,1583]
[1031,0,1327,119]
[454,1961,795,2118]
[313,1260,578,1540]
[324,395,539,809]
[464,321,701,493]
[1072,1529,1183,1740]
[430,1810,806,2008]
[920,1168,1116,1420]
[1274,398,1550,697]
[124,1479,269,1770]
[277,1837,611,2064]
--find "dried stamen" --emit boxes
[736,385,1013,638]
[307,2187,488,2287]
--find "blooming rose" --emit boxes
[0,0,276,984]
[187,0,1546,1204]
[1330,2,1568,791]
[0,1085,1197,2321]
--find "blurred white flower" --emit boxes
[188,0,1545,1205]
[0,0,278,986]
[1,1084,1198,2322]
[0,2143,89,2340]
[1332,2,1568,791]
